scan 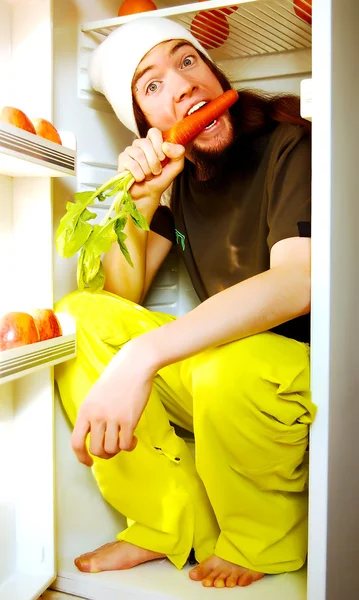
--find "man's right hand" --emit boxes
[117,127,185,211]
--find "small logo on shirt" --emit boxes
[175,228,186,251]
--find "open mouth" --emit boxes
[187,101,217,130]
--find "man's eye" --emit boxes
[146,81,159,94]
[182,56,194,68]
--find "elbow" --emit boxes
[294,271,311,317]
[298,297,311,317]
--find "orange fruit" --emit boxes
[0,106,36,134]
[31,117,62,145]
[118,0,157,16]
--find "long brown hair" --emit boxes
[132,47,311,139]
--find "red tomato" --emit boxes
[293,0,312,25]
[191,10,230,50]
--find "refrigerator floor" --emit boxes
[41,594,82,600]
[49,559,307,600]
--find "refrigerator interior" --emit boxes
[51,1,313,600]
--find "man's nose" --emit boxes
[172,73,198,103]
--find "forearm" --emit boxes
[103,203,157,303]
[140,266,310,371]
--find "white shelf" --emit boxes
[0,571,55,600]
[0,123,76,177]
[0,313,76,385]
[300,77,312,121]
[54,558,307,600]
[81,0,312,61]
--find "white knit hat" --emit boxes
[88,17,211,137]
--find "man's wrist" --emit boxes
[127,329,165,375]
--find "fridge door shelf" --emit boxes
[81,0,312,61]
[0,123,76,177]
[0,572,56,600]
[0,313,76,385]
[300,77,312,121]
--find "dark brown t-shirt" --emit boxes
[151,122,311,343]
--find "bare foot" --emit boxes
[189,555,264,588]
[74,540,165,573]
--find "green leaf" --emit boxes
[122,193,149,231]
[88,263,105,292]
[115,216,127,231]
[73,191,95,205]
[130,208,150,231]
[55,202,96,258]
[110,188,130,214]
[114,219,133,268]
[76,247,87,290]
[78,221,117,288]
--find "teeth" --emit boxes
[205,119,216,129]
[187,101,206,116]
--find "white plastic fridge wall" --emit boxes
[51,2,312,600]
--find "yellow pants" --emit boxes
[55,290,316,574]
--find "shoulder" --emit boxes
[269,122,311,156]
[264,123,311,177]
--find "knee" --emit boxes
[191,334,313,476]
[55,290,141,345]
[191,333,313,426]
[191,335,268,415]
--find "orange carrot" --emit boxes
[163,89,238,145]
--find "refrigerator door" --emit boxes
[0,0,76,598]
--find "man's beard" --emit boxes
[190,120,236,181]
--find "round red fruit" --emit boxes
[0,312,39,351]
[191,10,230,50]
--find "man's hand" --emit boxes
[71,338,156,467]
[118,127,185,209]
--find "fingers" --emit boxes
[118,422,137,451]
[117,128,185,184]
[89,420,107,457]
[118,128,165,182]
[72,417,138,466]
[104,420,121,455]
[72,418,92,467]
[147,128,166,162]
[162,141,185,162]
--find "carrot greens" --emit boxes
[55,170,148,291]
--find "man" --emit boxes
[55,17,316,589]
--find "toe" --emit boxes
[74,556,99,573]
[189,563,212,581]
[202,568,222,588]
[238,571,254,587]
[214,572,229,588]
[225,574,238,588]
[238,571,265,587]
[189,566,202,581]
